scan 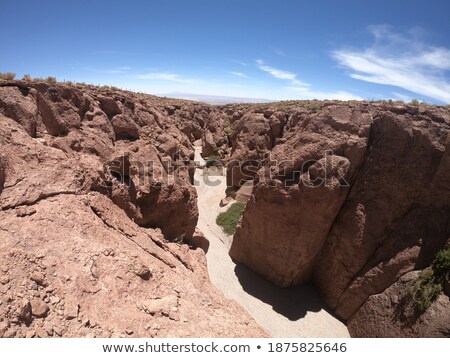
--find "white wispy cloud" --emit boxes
[137,72,196,83]
[229,71,247,78]
[231,60,249,67]
[284,86,363,101]
[256,59,308,86]
[256,60,361,100]
[333,25,450,103]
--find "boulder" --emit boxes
[0,86,39,137]
[31,298,50,318]
[202,129,215,157]
[187,228,210,252]
[97,95,121,118]
[230,104,450,326]
[111,114,140,140]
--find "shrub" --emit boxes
[409,268,442,312]
[277,105,290,111]
[409,99,420,106]
[205,155,221,168]
[46,76,57,84]
[223,125,232,135]
[303,101,323,112]
[216,202,245,235]
[432,246,450,282]
[223,117,233,135]
[409,246,450,312]
[22,74,32,81]
[0,72,16,80]
[64,80,73,86]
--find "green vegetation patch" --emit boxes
[409,246,450,312]
[216,202,245,235]
[205,155,221,168]
[223,116,233,135]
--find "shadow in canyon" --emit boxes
[234,261,333,321]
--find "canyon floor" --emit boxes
[194,147,350,338]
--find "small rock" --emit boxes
[150,324,160,331]
[50,296,60,305]
[30,271,46,286]
[16,298,32,322]
[3,328,17,338]
[169,308,180,321]
[125,329,134,335]
[25,330,35,338]
[0,321,10,337]
[31,298,50,318]
[15,207,37,217]
[132,263,152,280]
[219,197,233,207]
[141,295,178,317]
[53,326,63,337]
[44,323,54,336]
[0,275,10,284]
[35,327,49,338]
[64,300,79,320]
[189,228,210,252]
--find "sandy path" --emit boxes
[194,147,350,338]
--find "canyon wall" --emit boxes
[228,101,450,334]
[0,80,266,338]
[1,79,448,337]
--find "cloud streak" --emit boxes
[256,60,361,100]
[284,86,363,101]
[256,59,309,86]
[137,72,196,83]
[333,25,450,103]
[229,71,247,78]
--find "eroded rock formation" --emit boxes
[228,101,450,335]
[0,80,266,338]
[1,79,449,338]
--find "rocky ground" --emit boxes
[1,79,449,337]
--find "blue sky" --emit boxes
[1,0,450,103]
